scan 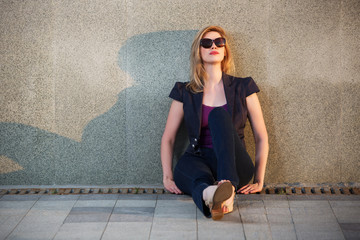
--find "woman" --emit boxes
[161,26,268,220]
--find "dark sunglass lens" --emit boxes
[200,39,213,48]
[214,38,226,47]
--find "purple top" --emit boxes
[199,103,228,148]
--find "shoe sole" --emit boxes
[211,182,233,220]
[223,189,235,214]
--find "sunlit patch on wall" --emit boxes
[0,155,24,174]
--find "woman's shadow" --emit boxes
[0,30,196,185]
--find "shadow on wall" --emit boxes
[0,30,196,185]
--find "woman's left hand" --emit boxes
[237,183,263,194]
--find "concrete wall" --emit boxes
[0,0,359,185]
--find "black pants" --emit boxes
[173,107,255,217]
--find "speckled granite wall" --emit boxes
[0,0,359,185]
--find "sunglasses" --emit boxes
[200,37,226,48]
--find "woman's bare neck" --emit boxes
[204,64,222,88]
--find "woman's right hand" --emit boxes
[163,178,183,194]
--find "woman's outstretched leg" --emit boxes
[173,152,216,217]
[208,107,254,190]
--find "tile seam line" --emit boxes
[286,198,299,240]
[147,195,158,240]
[4,198,38,239]
[99,197,118,239]
[328,199,346,239]
[262,199,274,240]
[236,197,246,240]
[51,195,79,240]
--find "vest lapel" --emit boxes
[193,91,203,137]
[222,72,235,119]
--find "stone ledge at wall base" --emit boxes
[0,183,359,196]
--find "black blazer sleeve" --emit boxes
[169,82,186,102]
[243,77,260,97]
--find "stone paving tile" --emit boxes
[331,207,360,223]
[197,207,245,240]
[118,194,157,200]
[155,205,195,215]
[294,222,345,240]
[154,202,196,222]
[242,223,273,240]
[289,200,332,208]
[287,195,360,201]
[102,222,152,240]
[74,200,116,208]
[0,195,40,201]
[16,213,66,226]
[0,200,35,215]
[53,222,107,240]
[64,207,113,223]
[39,195,80,201]
[16,201,75,227]
[240,213,269,224]
[291,210,338,224]
[330,200,360,224]
[329,201,360,207]
[269,223,297,240]
[109,207,154,222]
[265,207,292,215]
[238,200,266,215]
[156,194,191,200]
[155,199,195,207]
[261,195,288,200]
[0,215,7,225]
[78,194,119,200]
[289,200,340,225]
[236,193,266,201]
[237,194,288,201]
[0,215,26,240]
[287,195,335,201]
[295,221,342,232]
[0,194,358,240]
[32,200,76,210]
[237,200,273,239]
[18,213,68,229]
[115,199,156,207]
[263,200,289,208]
[6,222,62,240]
[150,219,197,240]
[266,208,293,224]
[237,200,264,208]
[290,205,333,215]
[153,211,196,222]
[198,220,245,240]
[339,223,360,240]
[0,200,36,239]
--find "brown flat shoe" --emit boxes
[223,186,235,214]
[205,181,233,220]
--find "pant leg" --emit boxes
[173,150,217,218]
[208,107,255,190]
[234,128,255,188]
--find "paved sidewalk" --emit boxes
[0,193,359,240]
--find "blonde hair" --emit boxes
[187,26,234,93]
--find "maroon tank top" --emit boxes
[199,103,228,148]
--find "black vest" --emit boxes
[169,72,259,155]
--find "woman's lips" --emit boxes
[210,51,219,55]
